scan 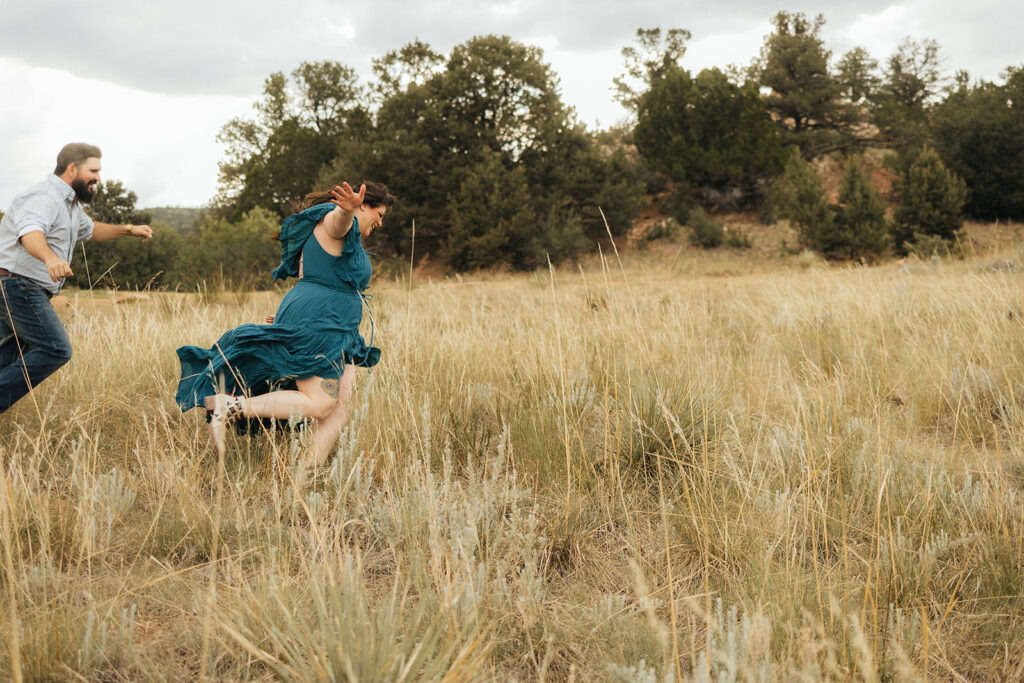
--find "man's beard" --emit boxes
[71,177,96,203]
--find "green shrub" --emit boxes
[688,207,725,248]
[644,217,682,243]
[181,207,281,288]
[724,226,753,249]
[892,147,968,254]
[827,157,890,260]
[774,147,833,252]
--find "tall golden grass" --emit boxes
[1,244,1023,680]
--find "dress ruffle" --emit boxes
[271,204,335,281]
[174,322,380,411]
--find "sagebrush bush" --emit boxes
[687,207,725,248]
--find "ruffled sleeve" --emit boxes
[271,204,335,281]
[333,217,372,290]
[341,217,361,254]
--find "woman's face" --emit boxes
[357,204,387,236]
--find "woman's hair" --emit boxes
[292,181,396,213]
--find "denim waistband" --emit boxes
[0,271,53,299]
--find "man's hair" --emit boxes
[54,143,102,175]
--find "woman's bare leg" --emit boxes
[304,364,357,467]
[206,365,357,463]
[239,388,327,421]
[205,368,350,454]
[206,378,339,421]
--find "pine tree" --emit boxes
[828,157,889,260]
[892,147,967,252]
[774,148,832,250]
[757,12,861,157]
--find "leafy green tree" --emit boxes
[216,62,369,221]
[372,39,445,101]
[72,224,185,290]
[69,180,182,290]
[873,38,943,153]
[318,36,642,269]
[775,148,833,250]
[828,157,889,260]
[83,179,152,225]
[757,12,860,157]
[180,208,281,288]
[932,67,1024,219]
[892,147,967,251]
[613,27,691,110]
[634,66,785,204]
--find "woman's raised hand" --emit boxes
[331,182,366,213]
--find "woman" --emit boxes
[175,181,395,465]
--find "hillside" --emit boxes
[146,206,201,233]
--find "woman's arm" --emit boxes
[322,206,355,240]
[321,182,365,240]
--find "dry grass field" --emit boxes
[2,226,1024,680]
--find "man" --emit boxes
[0,142,154,413]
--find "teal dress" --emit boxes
[175,204,380,412]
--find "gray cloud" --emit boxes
[1,0,944,98]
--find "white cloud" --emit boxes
[0,59,251,208]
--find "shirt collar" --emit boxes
[47,173,76,204]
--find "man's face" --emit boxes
[70,157,102,203]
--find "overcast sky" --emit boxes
[1,0,1020,209]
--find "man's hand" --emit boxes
[130,224,154,242]
[44,257,73,282]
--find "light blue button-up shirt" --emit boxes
[0,174,94,294]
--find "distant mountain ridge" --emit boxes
[146,206,201,233]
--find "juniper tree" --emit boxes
[892,147,967,252]
[774,148,832,251]
[829,157,889,260]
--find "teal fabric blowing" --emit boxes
[175,208,379,413]
[271,203,335,281]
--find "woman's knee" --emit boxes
[319,399,349,424]
[309,395,341,421]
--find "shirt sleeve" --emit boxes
[76,210,95,242]
[14,192,60,239]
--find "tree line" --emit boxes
[69,12,1024,289]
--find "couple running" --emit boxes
[2,143,394,467]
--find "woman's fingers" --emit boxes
[329,182,362,210]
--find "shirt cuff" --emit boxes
[16,226,46,239]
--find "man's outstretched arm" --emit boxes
[89,222,153,242]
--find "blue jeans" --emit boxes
[0,275,72,413]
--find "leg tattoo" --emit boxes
[320,377,340,399]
